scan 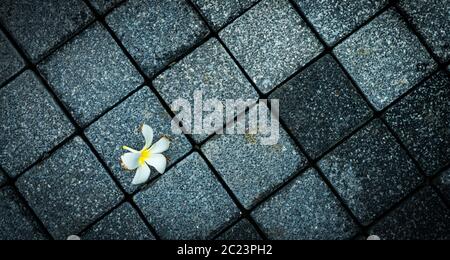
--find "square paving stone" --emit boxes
[154,38,259,143]
[135,152,240,240]
[89,0,124,14]
[217,219,261,240]
[0,71,75,177]
[0,186,48,240]
[253,168,358,240]
[202,116,307,209]
[270,55,372,158]
[0,31,24,84]
[334,10,437,111]
[295,0,388,45]
[399,0,450,63]
[371,188,450,240]
[107,0,209,77]
[192,0,260,31]
[436,169,450,203]
[384,71,449,175]
[318,120,423,225]
[39,23,142,126]
[220,0,323,93]
[0,0,93,62]
[86,88,192,194]
[16,137,123,240]
[82,203,155,240]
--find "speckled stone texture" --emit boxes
[334,10,436,111]
[0,170,6,187]
[0,31,24,84]
[220,0,323,93]
[0,71,74,177]
[39,23,142,126]
[253,169,358,240]
[399,0,449,63]
[192,0,260,30]
[436,169,450,203]
[384,71,449,176]
[86,88,192,194]
[0,186,48,240]
[270,55,372,158]
[135,153,239,240]
[371,188,450,240]
[295,0,388,45]
[89,0,123,14]
[319,120,423,225]
[82,203,155,240]
[16,137,123,240]
[217,219,261,240]
[154,38,258,143]
[0,0,93,62]
[203,120,307,209]
[107,0,209,77]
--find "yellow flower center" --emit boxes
[139,149,152,166]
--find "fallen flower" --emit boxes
[120,124,170,185]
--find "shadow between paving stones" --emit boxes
[216,219,262,241]
[88,0,124,14]
[435,169,450,204]
[0,30,24,84]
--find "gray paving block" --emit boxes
[384,71,449,175]
[86,88,192,194]
[82,203,155,240]
[334,10,436,111]
[371,188,450,240]
[0,186,48,240]
[253,168,358,240]
[16,137,123,240]
[0,0,93,62]
[217,219,261,240]
[107,0,209,77]
[436,169,450,203]
[154,38,259,143]
[0,71,75,177]
[0,169,6,187]
[203,121,307,209]
[319,120,423,225]
[135,152,239,240]
[220,0,323,93]
[399,0,450,63]
[295,0,388,45]
[0,31,24,84]
[270,55,372,158]
[39,23,142,126]
[192,0,260,30]
[89,0,123,14]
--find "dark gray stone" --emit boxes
[0,71,75,177]
[0,31,24,84]
[107,0,209,77]
[334,10,437,111]
[0,186,48,240]
[39,23,142,126]
[0,170,6,187]
[399,0,450,63]
[82,203,155,240]
[217,219,261,240]
[384,71,449,175]
[154,38,259,143]
[89,0,123,14]
[220,0,323,93]
[253,168,358,240]
[270,55,372,158]
[16,137,123,240]
[371,188,450,240]
[436,169,450,203]
[295,0,388,45]
[86,88,192,194]
[319,120,423,225]
[192,0,260,30]
[135,153,240,240]
[0,0,93,62]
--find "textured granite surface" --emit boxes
[436,169,450,203]
[0,31,24,84]
[217,219,261,240]
[89,0,123,14]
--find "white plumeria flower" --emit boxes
[120,124,171,186]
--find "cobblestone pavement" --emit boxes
[0,0,449,240]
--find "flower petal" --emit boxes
[150,137,170,154]
[132,164,151,185]
[123,146,139,153]
[120,153,140,170]
[141,124,154,149]
[146,154,167,174]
